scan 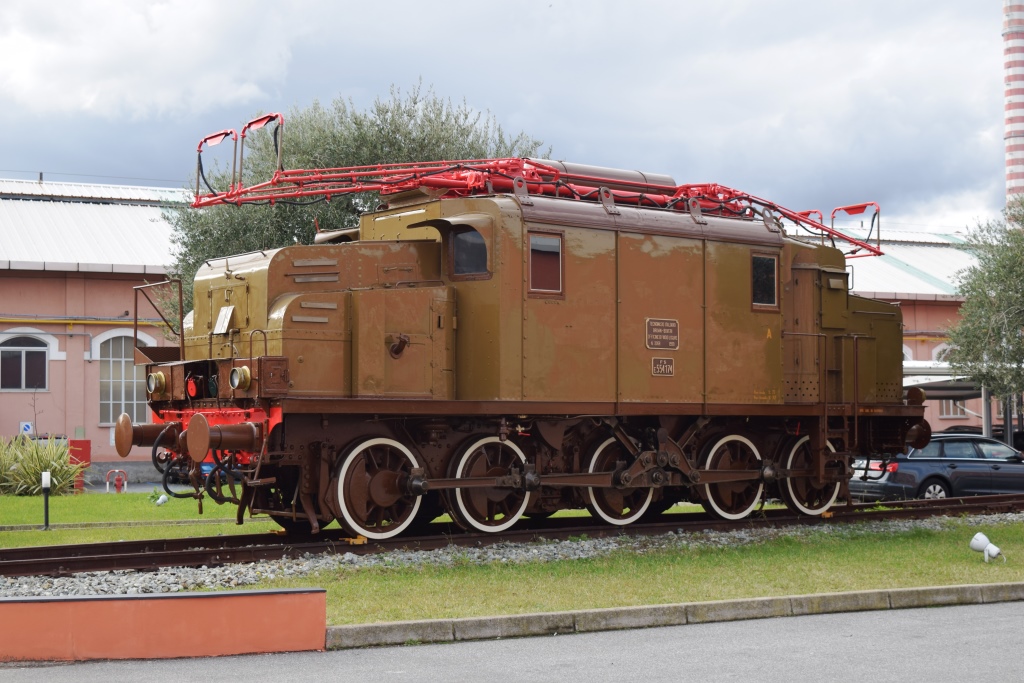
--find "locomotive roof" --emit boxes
[512,193,787,249]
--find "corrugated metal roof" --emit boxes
[0,196,174,273]
[0,178,186,205]
[784,225,976,299]
[890,229,968,245]
[837,225,970,245]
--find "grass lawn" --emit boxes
[0,491,279,547]
[257,517,1024,625]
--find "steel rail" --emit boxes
[4,494,1024,579]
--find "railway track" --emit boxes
[4,494,1024,579]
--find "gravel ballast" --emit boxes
[2,512,1021,599]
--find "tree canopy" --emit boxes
[945,198,1024,398]
[166,83,548,310]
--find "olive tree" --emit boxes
[945,198,1024,398]
[167,83,548,310]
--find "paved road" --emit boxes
[2,602,1021,682]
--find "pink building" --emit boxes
[0,179,178,476]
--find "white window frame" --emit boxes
[939,399,967,419]
[995,396,1019,420]
[931,343,950,362]
[0,335,49,391]
[98,333,151,426]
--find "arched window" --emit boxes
[99,335,148,424]
[0,336,48,390]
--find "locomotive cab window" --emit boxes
[449,227,489,279]
[751,254,778,309]
[529,232,563,295]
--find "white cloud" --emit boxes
[0,0,302,118]
[0,0,1010,224]
[883,183,1005,233]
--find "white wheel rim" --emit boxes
[784,436,839,516]
[702,434,764,520]
[586,437,653,525]
[336,437,422,540]
[454,436,530,533]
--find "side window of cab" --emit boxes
[751,253,779,311]
[528,231,563,297]
[449,227,489,280]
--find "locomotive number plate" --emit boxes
[646,318,679,350]
[651,358,674,376]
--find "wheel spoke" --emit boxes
[364,447,379,473]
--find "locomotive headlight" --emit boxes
[229,365,251,391]
[146,371,166,395]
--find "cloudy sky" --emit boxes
[0,0,1006,232]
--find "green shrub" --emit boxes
[0,437,84,496]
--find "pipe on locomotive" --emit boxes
[114,412,261,463]
[184,414,261,463]
[114,414,180,458]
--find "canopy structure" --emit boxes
[903,361,1006,439]
[903,361,982,401]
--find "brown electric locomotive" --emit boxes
[115,132,929,538]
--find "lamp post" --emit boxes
[41,471,51,531]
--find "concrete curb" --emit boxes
[325,582,1024,650]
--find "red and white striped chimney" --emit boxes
[1005,1,1024,199]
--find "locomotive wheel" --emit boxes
[451,436,530,533]
[334,437,422,540]
[700,434,764,520]
[780,437,840,516]
[585,437,653,526]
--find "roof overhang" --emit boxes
[903,361,981,400]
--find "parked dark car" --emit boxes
[848,434,1024,502]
